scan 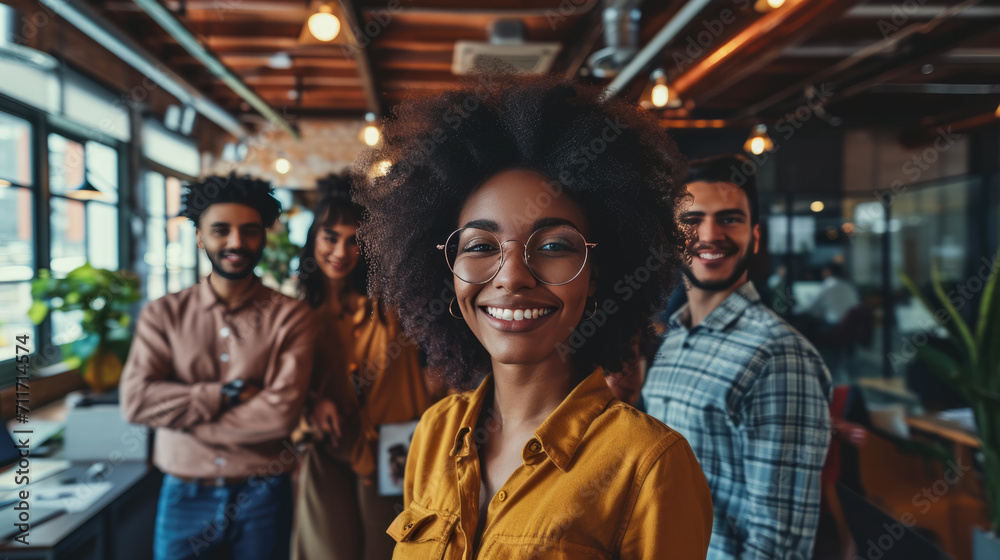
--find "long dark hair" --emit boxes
[298,173,368,309]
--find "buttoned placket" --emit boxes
[215,307,233,475]
[450,428,479,559]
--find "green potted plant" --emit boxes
[900,247,1000,559]
[28,262,141,393]
[258,212,302,295]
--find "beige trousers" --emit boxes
[291,447,402,560]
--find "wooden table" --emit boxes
[906,414,981,450]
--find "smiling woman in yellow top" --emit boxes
[354,76,712,559]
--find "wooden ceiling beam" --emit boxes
[671,0,865,105]
[216,54,357,68]
[338,0,382,115]
[242,75,365,88]
[370,39,455,53]
[548,0,603,79]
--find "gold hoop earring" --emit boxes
[449,298,463,319]
[583,299,598,321]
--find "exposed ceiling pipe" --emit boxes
[846,5,1000,18]
[131,0,299,140]
[603,0,715,96]
[37,0,247,138]
[587,0,640,79]
[0,4,57,69]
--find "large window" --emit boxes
[47,133,121,346]
[144,171,198,299]
[0,111,34,362]
[0,65,138,382]
[760,173,998,387]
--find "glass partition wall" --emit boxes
[760,173,995,387]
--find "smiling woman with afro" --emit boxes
[353,74,711,559]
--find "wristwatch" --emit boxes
[221,379,245,407]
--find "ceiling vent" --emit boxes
[452,20,561,75]
[0,5,58,70]
[587,0,640,78]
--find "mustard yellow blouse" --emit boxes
[311,295,433,478]
[388,369,713,559]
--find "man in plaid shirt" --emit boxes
[643,155,832,559]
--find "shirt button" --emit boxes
[404,523,413,530]
[220,353,230,363]
[682,342,691,349]
[497,490,507,502]
[220,327,230,338]
[528,441,542,453]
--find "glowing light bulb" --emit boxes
[651,83,670,108]
[308,7,341,42]
[811,201,825,213]
[750,137,765,155]
[275,157,291,175]
[767,0,785,8]
[363,125,380,146]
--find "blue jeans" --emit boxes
[154,473,292,560]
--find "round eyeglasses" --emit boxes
[436,225,597,286]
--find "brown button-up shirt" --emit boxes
[120,277,316,478]
[388,369,713,559]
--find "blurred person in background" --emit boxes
[291,173,441,560]
[807,262,860,327]
[121,174,316,560]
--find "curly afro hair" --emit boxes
[354,75,689,391]
[180,173,282,228]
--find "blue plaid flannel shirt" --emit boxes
[643,282,832,559]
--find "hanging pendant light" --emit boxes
[307,3,341,42]
[639,69,681,110]
[275,156,291,175]
[743,124,775,156]
[361,112,380,146]
[754,0,785,13]
[68,175,107,201]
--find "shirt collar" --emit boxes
[450,376,491,459]
[669,281,761,332]
[534,369,614,472]
[449,368,615,473]
[198,275,265,313]
[699,281,760,331]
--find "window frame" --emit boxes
[0,92,131,387]
[140,161,202,300]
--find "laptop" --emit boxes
[0,425,71,492]
[0,425,68,542]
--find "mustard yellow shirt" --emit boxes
[388,369,713,559]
